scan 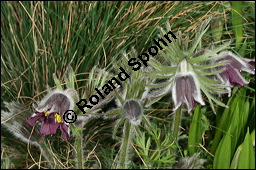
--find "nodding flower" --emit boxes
[172,73,205,112]
[147,17,254,113]
[172,59,205,112]
[27,89,77,141]
[214,51,255,97]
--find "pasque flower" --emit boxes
[214,51,255,97]
[27,88,76,140]
[172,60,205,112]
[146,17,254,113]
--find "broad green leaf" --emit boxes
[237,129,255,169]
[238,39,247,56]
[210,92,240,152]
[230,144,242,169]
[251,129,255,147]
[230,129,256,169]
[231,1,243,49]
[229,103,240,154]
[213,125,232,169]
[239,99,250,138]
[188,105,202,155]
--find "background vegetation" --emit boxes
[1,1,255,169]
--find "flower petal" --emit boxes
[173,75,196,112]
[172,77,183,110]
[173,73,204,112]
[190,75,205,107]
[184,76,197,112]
[222,65,249,87]
[218,51,255,74]
[241,58,255,74]
[40,118,59,136]
[43,93,70,116]
[59,123,70,141]
[37,89,72,116]
[215,74,232,97]
[27,112,45,126]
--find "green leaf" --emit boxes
[210,93,238,154]
[229,103,240,153]
[192,60,228,70]
[53,73,63,90]
[104,108,121,119]
[211,20,223,42]
[230,144,242,169]
[68,65,75,89]
[188,105,202,155]
[149,60,177,73]
[188,16,212,57]
[112,118,125,139]
[237,128,255,169]
[231,1,243,49]
[201,86,227,108]
[188,24,210,57]
[114,89,124,105]
[213,125,232,169]
[188,41,231,64]
[251,129,255,147]
[194,68,224,76]
[160,45,180,63]
[230,129,256,169]
[238,39,247,56]
[146,80,172,89]
[145,72,173,79]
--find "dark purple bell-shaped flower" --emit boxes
[172,72,205,112]
[215,51,255,97]
[27,89,76,140]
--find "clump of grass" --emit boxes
[1,1,254,169]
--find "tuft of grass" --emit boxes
[1,1,254,169]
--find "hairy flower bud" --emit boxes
[123,99,143,124]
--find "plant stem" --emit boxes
[118,120,133,169]
[75,128,84,169]
[172,106,182,140]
